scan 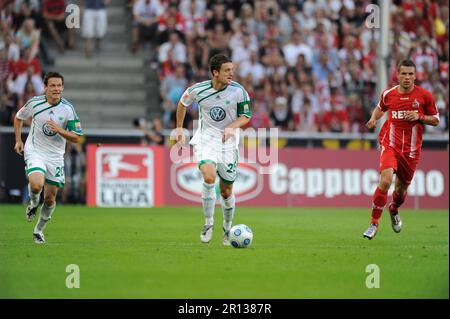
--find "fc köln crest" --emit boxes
[412,99,420,108]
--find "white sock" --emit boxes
[28,184,41,207]
[34,203,55,234]
[221,194,235,231]
[202,182,216,226]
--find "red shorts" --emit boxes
[379,146,419,185]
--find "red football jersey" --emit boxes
[377,85,439,159]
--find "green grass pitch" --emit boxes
[0,204,448,298]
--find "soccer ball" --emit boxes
[229,224,253,248]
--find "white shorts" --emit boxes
[193,144,239,184]
[24,153,65,188]
[82,9,107,38]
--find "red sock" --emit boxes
[371,187,388,226]
[392,191,406,209]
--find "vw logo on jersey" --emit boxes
[210,106,226,122]
[42,123,57,136]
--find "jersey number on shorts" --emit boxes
[226,162,237,173]
[55,166,64,177]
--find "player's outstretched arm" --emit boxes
[175,101,187,146]
[366,107,385,129]
[14,117,24,156]
[46,119,81,143]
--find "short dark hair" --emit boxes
[209,54,232,75]
[397,60,416,71]
[44,71,64,85]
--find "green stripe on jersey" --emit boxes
[62,99,79,120]
[189,81,211,93]
[230,82,248,99]
[30,100,47,110]
[197,84,213,97]
[23,96,46,109]
[198,86,227,104]
[33,105,57,118]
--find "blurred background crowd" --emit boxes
[130,0,449,134]
[1,0,449,134]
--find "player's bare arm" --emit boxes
[404,111,440,126]
[222,116,251,143]
[46,119,81,143]
[14,117,24,156]
[175,101,187,146]
[366,106,385,129]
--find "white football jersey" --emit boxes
[180,80,251,150]
[16,95,84,161]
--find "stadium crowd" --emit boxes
[0,0,77,125]
[130,0,449,134]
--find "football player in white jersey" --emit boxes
[175,54,252,245]
[14,72,83,244]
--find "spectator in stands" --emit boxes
[411,37,439,81]
[321,99,350,133]
[238,50,265,87]
[426,91,448,134]
[42,0,71,52]
[345,93,366,133]
[206,23,231,59]
[7,47,44,100]
[160,64,187,101]
[205,1,231,40]
[82,0,110,58]
[62,141,86,204]
[136,117,165,145]
[283,30,313,68]
[3,32,20,62]
[249,100,270,129]
[294,98,319,132]
[11,0,42,31]
[131,0,164,53]
[179,0,206,41]
[187,36,209,77]
[15,18,40,61]
[270,96,294,131]
[157,3,186,36]
[158,31,186,66]
[0,46,10,107]
[231,32,252,66]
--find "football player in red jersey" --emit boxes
[363,60,440,240]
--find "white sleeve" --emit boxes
[15,98,34,120]
[180,87,197,107]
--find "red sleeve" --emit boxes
[423,90,438,116]
[377,89,388,112]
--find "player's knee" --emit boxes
[30,183,43,194]
[44,197,56,207]
[379,177,392,191]
[220,188,232,199]
[203,175,215,184]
